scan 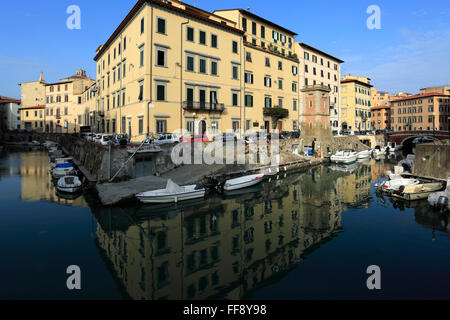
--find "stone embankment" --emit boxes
[413,141,450,180]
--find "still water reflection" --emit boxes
[0,148,449,300]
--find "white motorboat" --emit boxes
[56,175,82,193]
[52,163,76,178]
[136,179,206,204]
[223,173,265,191]
[330,150,358,164]
[357,149,371,159]
[380,178,420,191]
[372,146,387,157]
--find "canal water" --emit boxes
[0,147,449,300]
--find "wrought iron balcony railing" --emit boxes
[263,107,289,119]
[183,101,225,112]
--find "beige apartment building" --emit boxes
[18,73,46,109]
[297,43,343,135]
[213,8,300,133]
[44,69,95,133]
[340,75,373,132]
[371,88,389,107]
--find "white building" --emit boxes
[0,96,21,131]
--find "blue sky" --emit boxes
[1,0,449,99]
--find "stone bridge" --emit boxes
[387,130,449,146]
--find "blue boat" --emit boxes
[56,163,73,169]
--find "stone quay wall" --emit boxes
[413,141,450,180]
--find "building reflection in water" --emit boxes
[18,151,87,207]
[92,163,378,300]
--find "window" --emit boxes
[118,65,121,81]
[252,22,257,35]
[139,45,145,67]
[199,58,207,74]
[187,27,194,41]
[293,99,297,111]
[138,81,144,101]
[157,18,166,34]
[264,76,272,87]
[232,121,240,133]
[156,48,166,67]
[264,96,272,108]
[156,120,167,134]
[278,98,283,108]
[199,31,206,45]
[140,18,144,34]
[232,65,239,80]
[211,60,218,76]
[278,61,282,70]
[232,40,238,54]
[292,82,297,92]
[232,92,239,106]
[304,52,309,60]
[244,72,254,84]
[292,65,298,75]
[245,94,253,107]
[123,60,126,78]
[246,51,252,62]
[186,55,194,72]
[156,83,166,101]
[138,117,144,134]
[123,37,126,50]
[261,25,265,38]
[265,57,270,67]
[211,34,217,48]
[278,79,283,90]
[242,18,247,32]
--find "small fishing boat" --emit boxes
[50,157,73,169]
[392,182,445,201]
[330,150,358,164]
[357,149,371,159]
[136,179,206,204]
[52,163,76,178]
[379,178,420,192]
[372,146,387,157]
[56,175,82,193]
[223,173,265,191]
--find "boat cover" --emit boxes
[58,176,81,188]
[56,163,73,168]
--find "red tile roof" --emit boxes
[390,92,450,103]
[19,105,46,110]
[0,96,21,104]
[371,105,390,111]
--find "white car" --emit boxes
[153,133,181,145]
[93,134,103,143]
[100,134,114,146]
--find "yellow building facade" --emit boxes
[340,75,373,132]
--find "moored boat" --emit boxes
[330,150,358,164]
[428,179,450,211]
[392,182,446,201]
[51,163,76,178]
[223,173,265,191]
[56,175,82,193]
[136,179,206,204]
[379,178,420,192]
[357,149,371,159]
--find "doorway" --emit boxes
[199,120,207,136]
[264,121,270,133]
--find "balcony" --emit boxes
[263,107,289,119]
[183,101,224,113]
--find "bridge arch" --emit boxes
[400,135,438,147]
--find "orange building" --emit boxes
[300,85,332,137]
[370,105,390,131]
[390,92,450,131]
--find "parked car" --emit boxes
[93,134,103,143]
[184,135,209,143]
[214,132,238,142]
[114,133,130,146]
[153,133,182,145]
[100,134,114,146]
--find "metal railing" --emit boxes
[182,101,225,112]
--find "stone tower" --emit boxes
[300,85,332,138]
